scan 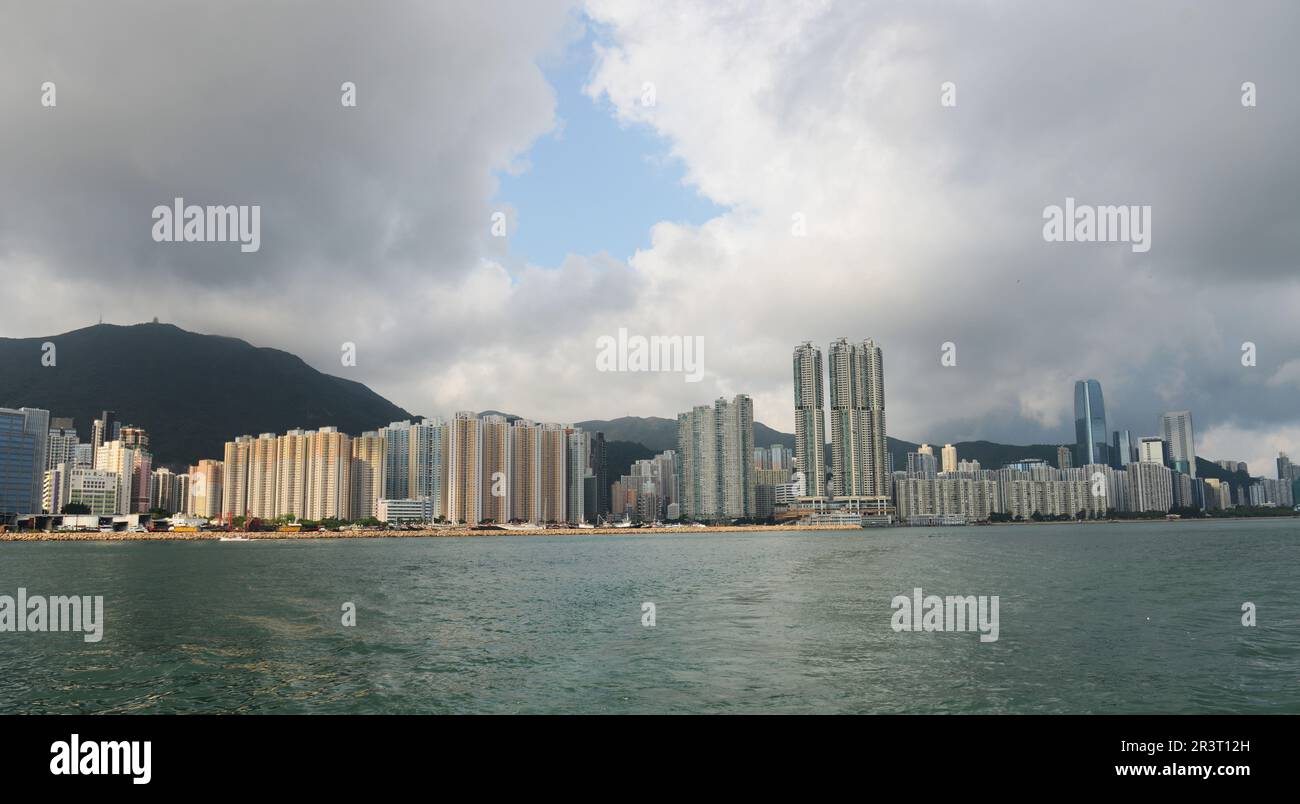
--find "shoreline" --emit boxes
[2,515,1294,543]
[0,523,850,543]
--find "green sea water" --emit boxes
[0,518,1296,714]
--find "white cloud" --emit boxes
[2,0,1299,458]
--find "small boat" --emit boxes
[219,535,251,542]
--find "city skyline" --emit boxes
[7,337,1299,524]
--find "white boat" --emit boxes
[500,522,542,531]
[577,522,595,529]
[219,535,251,542]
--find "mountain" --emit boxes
[576,416,1069,472]
[0,322,412,467]
[3,325,1233,483]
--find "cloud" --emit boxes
[1,0,1298,460]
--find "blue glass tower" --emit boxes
[1074,380,1110,467]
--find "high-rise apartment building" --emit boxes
[677,396,755,521]
[150,467,178,513]
[350,431,386,521]
[479,415,511,524]
[95,439,138,515]
[306,427,351,521]
[447,412,482,524]
[591,431,609,516]
[408,418,448,517]
[189,459,224,519]
[859,339,888,498]
[828,337,867,497]
[275,429,310,520]
[566,429,588,524]
[222,435,254,522]
[792,342,827,498]
[46,423,80,471]
[1056,445,1073,470]
[942,444,958,474]
[539,424,568,523]
[510,419,541,523]
[1127,461,1173,513]
[379,420,412,501]
[247,433,279,519]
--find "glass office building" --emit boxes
[0,406,49,518]
[1074,380,1110,468]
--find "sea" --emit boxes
[0,518,1296,714]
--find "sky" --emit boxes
[1,1,1298,477]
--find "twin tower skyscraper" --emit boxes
[792,339,889,501]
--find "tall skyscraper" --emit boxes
[248,433,280,519]
[1278,452,1294,482]
[350,431,386,520]
[1074,379,1110,467]
[408,418,448,516]
[149,467,178,513]
[447,412,482,524]
[677,404,719,519]
[676,396,755,521]
[858,338,889,499]
[942,444,958,473]
[566,429,588,524]
[46,423,80,471]
[222,435,254,522]
[480,415,511,524]
[275,429,310,520]
[0,407,50,517]
[379,420,412,501]
[306,427,351,521]
[828,337,870,497]
[129,448,152,514]
[1111,429,1136,469]
[1160,410,1196,477]
[189,459,224,519]
[510,419,541,523]
[95,439,138,515]
[539,424,568,523]
[716,395,755,519]
[91,410,118,451]
[792,342,827,498]
[1056,445,1073,470]
[591,432,609,516]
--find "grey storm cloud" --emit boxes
[1,0,1298,472]
[0,0,572,288]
